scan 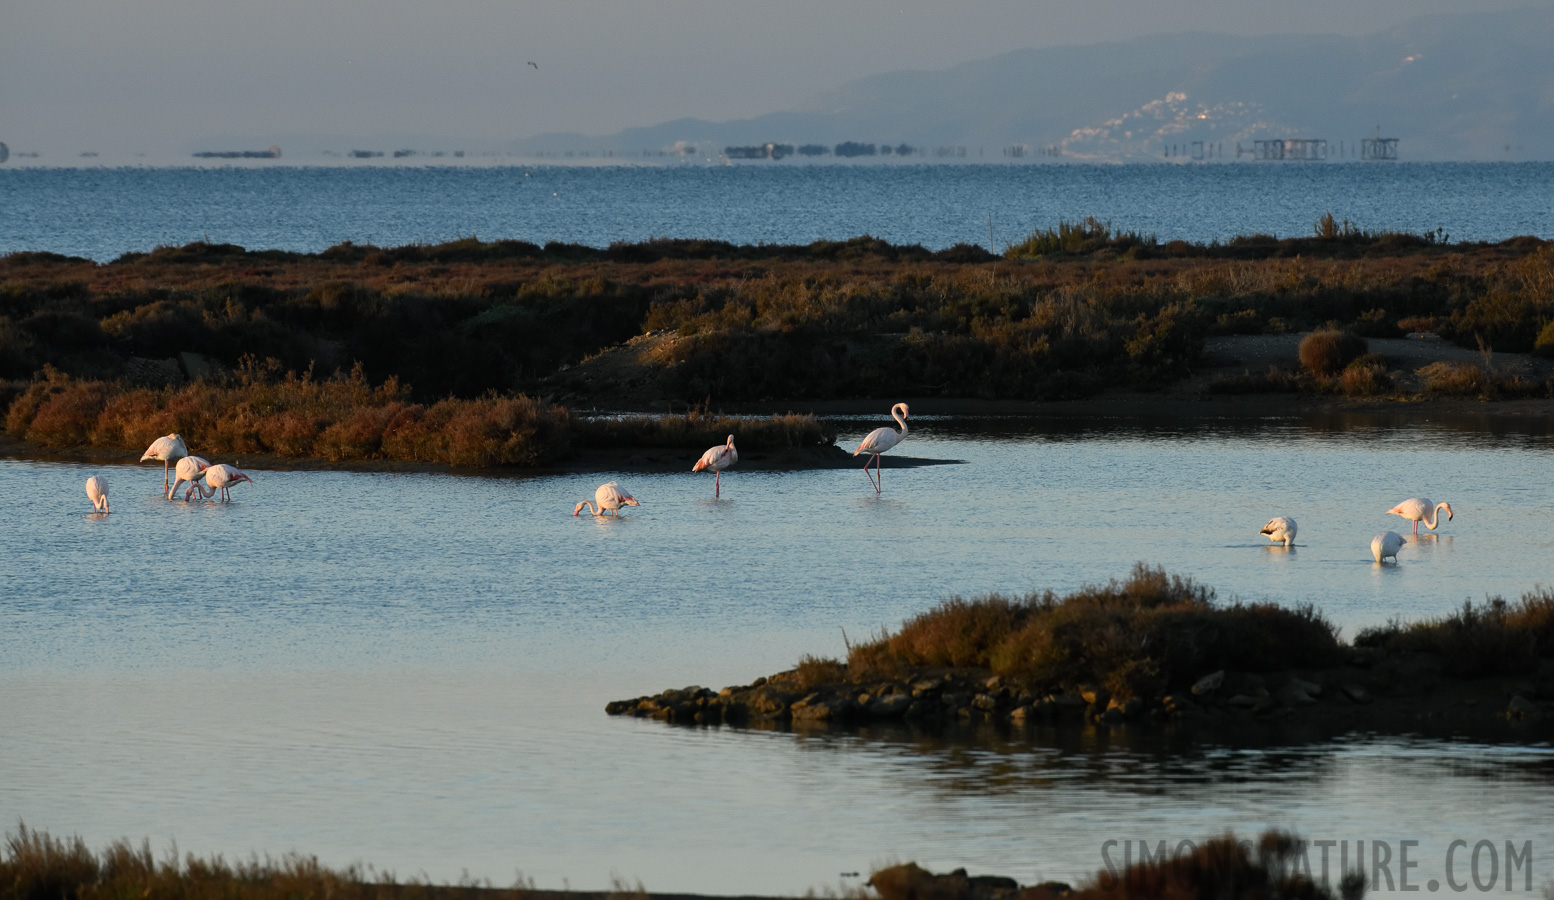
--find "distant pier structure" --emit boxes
[1237,139,1327,161]
[1361,137,1399,160]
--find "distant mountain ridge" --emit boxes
[512,6,1554,161]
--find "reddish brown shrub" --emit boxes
[1298,329,1367,376]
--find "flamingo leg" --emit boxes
[876,455,882,492]
[715,469,721,497]
[862,456,877,491]
[1413,521,1419,535]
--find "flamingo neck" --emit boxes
[893,406,908,436]
[574,501,597,516]
[1425,503,1447,529]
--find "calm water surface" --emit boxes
[3,418,1552,893]
[2,163,1552,260]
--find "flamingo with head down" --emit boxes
[140,433,188,489]
[693,435,737,497]
[168,456,212,500]
[1259,516,1297,547]
[1387,497,1453,535]
[853,402,909,493]
[574,482,640,517]
[85,475,110,513]
[197,464,253,502]
[1371,531,1405,563]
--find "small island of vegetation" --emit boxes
[608,565,1554,737]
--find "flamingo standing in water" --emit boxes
[693,435,738,497]
[198,464,253,501]
[1371,531,1405,563]
[140,433,188,490]
[85,475,110,513]
[853,402,909,493]
[1260,516,1297,547]
[1387,497,1453,535]
[574,482,640,517]
[168,456,212,500]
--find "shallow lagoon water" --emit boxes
[3,417,1553,893]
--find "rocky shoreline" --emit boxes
[606,649,1554,739]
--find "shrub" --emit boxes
[1298,329,1367,376]
[1357,591,1554,676]
[848,564,1342,696]
[1339,357,1393,396]
[1535,320,1554,358]
[1416,361,1485,396]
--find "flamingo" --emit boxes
[200,464,253,501]
[1387,497,1453,535]
[692,434,738,497]
[1371,531,1405,563]
[1259,516,1297,547]
[853,402,909,493]
[85,475,110,513]
[574,481,640,517]
[167,456,212,500]
[140,433,188,489]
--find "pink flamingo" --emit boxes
[574,482,640,517]
[1387,498,1453,535]
[197,464,253,502]
[853,402,909,493]
[85,475,110,513]
[692,434,738,497]
[168,456,212,500]
[140,433,188,490]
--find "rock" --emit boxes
[1340,684,1372,705]
[748,686,794,717]
[911,678,944,696]
[984,676,1003,690]
[1161,694,1193,714]
[1007,705,1032,723]
[1507,695,1541,720]
[1100,706,1125,725]
[1227,694,1259,709]
[1078,685,1108,707]
[1288,677,1322,697]
[972,693,999,711]
[869,693,913,718]
[1106,696,1144,719]
[1279,682,1318,707]
[1192,671,1225,695]
[791,700,834,721]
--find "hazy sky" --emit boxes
[1,0,1544,151]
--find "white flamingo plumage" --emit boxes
[853,402,909,493]
[85,475,110,513]
[574,481,640,517]
[168,456,212,500]
[692,434,738,496]
[1371,531,1405,563]
[1260,516,1297,547]
[140,433,188,489]
[198,464,253,502]
[1387,497,1453,535]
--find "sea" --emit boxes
[1,162,1552,259]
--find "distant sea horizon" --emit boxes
[3,161,1551,261]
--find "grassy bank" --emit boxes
[608,566,1554,730]
[3,226,1551,407]
[1,366,831,468]
[1,823,1403,900]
